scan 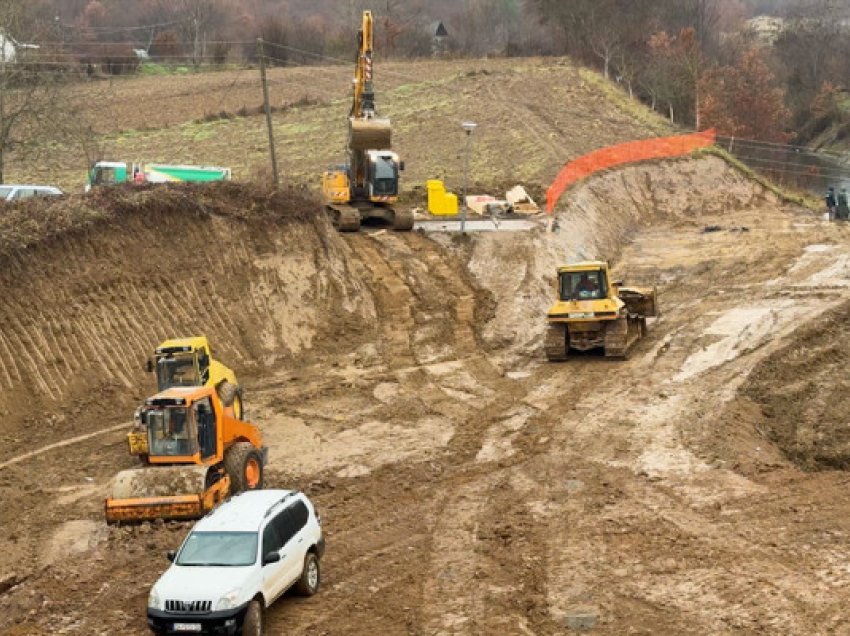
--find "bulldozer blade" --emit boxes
[105,465,211,523]
[619,286,658,317]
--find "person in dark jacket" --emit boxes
[838,188,850,221]
[826,186,837,220]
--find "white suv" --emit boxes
[147,489,325,635]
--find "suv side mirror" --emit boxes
[146,358,154,373]
[166,550,176,562]
[399,161,405,171]
[262,552,281,566]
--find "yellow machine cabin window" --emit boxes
[156,354,199,390]
[559,269,606,301]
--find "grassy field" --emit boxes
[11,57,674,200]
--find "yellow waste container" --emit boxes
[426,179,458,216]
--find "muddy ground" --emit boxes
[3,156,850,635]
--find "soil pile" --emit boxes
[743,300,850,470]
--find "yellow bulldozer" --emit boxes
[105,385,266,523]
[545,261,657,360]
[321,10,413,232]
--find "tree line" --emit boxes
[5,0,850,145]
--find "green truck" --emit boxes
[86,161,231,190]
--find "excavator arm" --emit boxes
[351,10,375,119]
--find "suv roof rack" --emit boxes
[264,491,298,519]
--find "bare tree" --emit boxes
[0,1,99,182]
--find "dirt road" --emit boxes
[3,158,850,634]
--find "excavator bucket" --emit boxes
[105,465,227,523]
[349,118,392,150]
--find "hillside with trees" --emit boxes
[3,0,850,148]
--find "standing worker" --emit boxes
[838,187,850,221]
[826,186,837,221]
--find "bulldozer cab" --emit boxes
[559,267,608,302]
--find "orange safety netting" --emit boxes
[546,129,717,213]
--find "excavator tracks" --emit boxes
[327,204,414,232]
[544,323,569,361]
[392,208,414,231]
[328,205,362,232]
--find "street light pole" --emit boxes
[460,121,477,234]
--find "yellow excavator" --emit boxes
[545,261,658,360]
[105,385,266,522]
[321,10,413,232]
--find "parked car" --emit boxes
[147,489,325,635]
[0,184,63,201]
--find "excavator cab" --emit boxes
[366,150,402,198]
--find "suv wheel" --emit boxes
[294,552,320,596]
[224,442,263,493]
[242,599,263,636]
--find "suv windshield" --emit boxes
[560,269,606,301]
[157,354,199,389]
[147,407,196,456]
[177,531,258,567]
[0,187,12,200]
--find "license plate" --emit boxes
[568,312,594,319]
[173,624,202,633]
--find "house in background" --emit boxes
[0,31,40,63]
[0,31,15,63]
[430,21,449,57]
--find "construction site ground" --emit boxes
[1,153,850,635]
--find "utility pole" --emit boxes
[460,121,477,234]
[0,44,6,184]
[257,38,280,188]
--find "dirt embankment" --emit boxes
[461,154,781,361]
[0,184,376,464]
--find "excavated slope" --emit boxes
[463,154,781,360]
[0,184,376,462]
[7,157,850,635]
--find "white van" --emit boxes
[0,184,64,201]
[147,489,324,635]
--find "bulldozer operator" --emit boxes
[574,272,601,299]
